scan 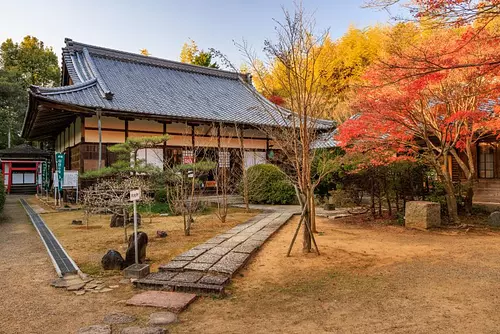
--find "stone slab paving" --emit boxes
[135,208,297,294]
[126,291,197,313]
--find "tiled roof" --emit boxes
[0,144,50,158]
[29,39,333,129]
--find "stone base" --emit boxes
[405,201,441,230]
[124,264,150,279]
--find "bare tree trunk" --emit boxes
[310,188,317,233]
[370,176,376,217]
[384,176,392,217]
[302,205,312,253]
[123,208,128,242]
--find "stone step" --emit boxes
[134,270,229,295]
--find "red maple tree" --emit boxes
[337,27,500,222]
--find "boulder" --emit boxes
[405,201,441,230]
[124,232,149,267]
[101,250,125,270]
[110,213,127,228]
[488,211,500,227]
[110,212,142,228]
[156,230,168,238]
[128,213,142,226]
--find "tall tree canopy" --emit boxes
[180,39,219,68]
[0,36,60,148]
[337,26,500,222]
[251,26,387,122]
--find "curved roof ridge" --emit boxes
[30,78,98,96]
[82,48,113,100]
[64,38,241,80]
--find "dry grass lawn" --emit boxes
[171,215,500,334]
[37,200,259,275]
[6,197,500,333]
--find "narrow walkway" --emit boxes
[135,208,298,294]
[19,198,79,276]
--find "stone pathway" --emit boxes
[135,208,297,294]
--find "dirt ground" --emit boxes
[0,196,155,334]
[171,215,500,334]
[3,196,500,333]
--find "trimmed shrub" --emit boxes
[245,164,296,205]
[154,188,168,203]
[0,178,4,213]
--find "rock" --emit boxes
[127,213,142,226]
[77,325,111,334]
[109,285,119,288]
[156,230,168,238]
[102,250,125,270]
[74,290,86,296]
[100,288,113,293]
[67,282,86,291]
[103,312,137,325]
[126,291,197,313]
[159,213,169,217]
[72,220,83,225]
[51,278,69,288]
[95,281,103,284]
[488,211,500,227]
[124,232,149,267]
[120,327,166,334]
[148,312,177,326]
[85,283,98,289]
[323,203,335,211]
[120,278,131,284]
[405,201,441,230]
[110,213,127,228]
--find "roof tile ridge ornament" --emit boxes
[66,39,242,80]
[29,78,98,96]
[82,48,114,100]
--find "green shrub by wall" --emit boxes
[245,164,296,205]
[154,188,168,203]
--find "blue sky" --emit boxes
[0,0,393,68]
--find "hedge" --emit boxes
[245,164,296,205]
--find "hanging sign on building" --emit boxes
[183,150,194,164]
[218,151,230,168]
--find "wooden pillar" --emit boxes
[191,124,195,148]
[80,115,85,174]
[266,136,270,161]
[96,109,102,170]
[162,122,167,171]
[125,119,129,140]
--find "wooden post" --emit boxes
[80,115,85,174]
[162,122,167,171]
[97,109,102,170]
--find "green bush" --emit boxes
[0,179,4,213]
[245,164,296,205]
[154,188,168,203]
